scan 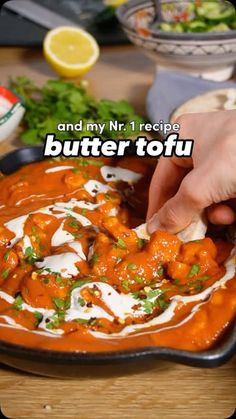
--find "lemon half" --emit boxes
[43,26,100,78]
[104,0,128,6]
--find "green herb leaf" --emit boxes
[24,246,38,264]
[122,279,130,292]
[143,300,153,314]
[9,77,144,145]
[134,276,144,284]
[70,280,89,291]
[90,253,99,266]
[105,191,112,200]
[173,278,180,285]
[55,275,63,285]
[116,238,127,250]
[14,295,23,311]
[81,208,87,216]
[1,268,10,279]
[34,311,43,322]
[100,276,108,282]
[138,238,145,250]
[67,216,80,229]
[127,263,137,270]
[3,250,10,262]
[188,264,200,278]
[52,297,65,310]
[156,296,169,311]
[43,278,49,284]
[157,265,164,277]
[75,318,89,324]
[78,297,86,307]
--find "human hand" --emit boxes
[147,110,236,234]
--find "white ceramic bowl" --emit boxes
[117,0,236,75]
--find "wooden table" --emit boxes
[0,46,235,419]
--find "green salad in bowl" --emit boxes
[158,0,236,33]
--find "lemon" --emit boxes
[103,0,128,7]
[43,26,100,78]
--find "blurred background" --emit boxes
[0,0,129,45]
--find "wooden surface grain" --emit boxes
[0,46,235,419]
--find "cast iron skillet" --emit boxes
[0,146,235,377]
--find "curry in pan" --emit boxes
[0,157,235,352]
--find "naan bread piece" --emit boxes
[134,214,207,243]
[171,88,236,122]
[177,214,207,242]
[133,223,149,240]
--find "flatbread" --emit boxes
[134,214,207,243]
[171,88,236,122]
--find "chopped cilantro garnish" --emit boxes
[68,216,79,229]
[173,278,181,285]
[31,225,40,243]
[76,158,104,167]
[14,295,23,311]
[3,250,10,262]
[188,264,200,278]
[77,233,84,239]
[43,278,49,284]
[1,268,10,279]
[78,297,86,307]
[70,280,89,291]
[31,225,37,234]
[81,208,87,216]
[55,275,63,285]
[122,279,130,292]
[25,246,38,264]
[188,276,209,292]
[52,297,65,310]
[90,253,99,266]
[34,311,43,322]
[132,291,140,299]
[138,238,145,249]
[134,276,144,283]
[116,238,127,250]
[45,312,65,329]
[100,276,108,282]
[143,295,169,314]
[127,263,137,270]
[89,318,98,326]
[75,318,89,324]
[157,296,169,311]
[197,276,209,281]
[143,300,153,314]
[105,191,112,200]
[157,265,164,277]
[147,289,163,299]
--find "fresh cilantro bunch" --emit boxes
[9,77,144,144]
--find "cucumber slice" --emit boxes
[159,23,173,32]
[208,22,230,31]
[159,22,184,33]
[187,20,208,32]
[197,1,235,22]
[174,23,185,33]
[230,19,236,29]
[197,2,221,18]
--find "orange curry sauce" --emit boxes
[0,156,235,353]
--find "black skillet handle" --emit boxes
[0,146,45,175]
